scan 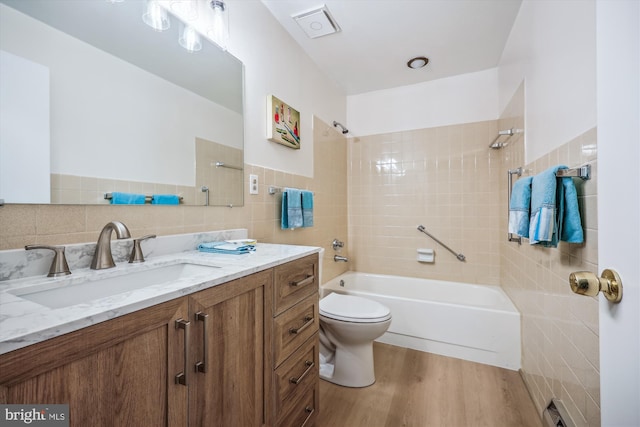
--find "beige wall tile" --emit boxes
[499,84,600,427]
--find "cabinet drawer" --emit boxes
[276,381,319,427]
[275,333,319,413]
[274,254,318,316]
[274,295,319,367]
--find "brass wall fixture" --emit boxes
[569,269,623,303]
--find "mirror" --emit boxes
[0,0,244,206]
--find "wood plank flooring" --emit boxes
[316,343,543,427]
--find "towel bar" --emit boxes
[104,193,183,202]
[556,164,591,180]
[214,161,243,171]
[269,186,315,195]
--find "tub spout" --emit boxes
[334,255,348,262]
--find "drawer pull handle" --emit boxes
[301,406,315,427]
[290,360,315,385]
[289,315,314,335]
[195,312,208,373]
[290,275,314,287]
[175,319,190,386]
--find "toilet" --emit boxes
[319,292,392,387]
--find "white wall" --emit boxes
[226,2,347,177]
[0,51,50,203]
[498,0,596,163]
[346,68,499,137]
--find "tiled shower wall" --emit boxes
[0,117,349,281]
[348,120,503,285]
[499,85,600,426]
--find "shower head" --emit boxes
[333,121,349,134]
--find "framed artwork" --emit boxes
[267,95,300,149]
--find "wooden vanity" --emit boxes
[0,252,320,427]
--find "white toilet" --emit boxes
[319,292,392,387]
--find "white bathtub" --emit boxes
[321,272,521,370]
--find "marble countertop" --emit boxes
[0,243,321,355]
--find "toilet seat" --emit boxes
[320,293,391,323]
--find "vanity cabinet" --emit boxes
[270,254,320,427]
[0,252,320,427]
[0,297,190,426]
[187,269,269,427]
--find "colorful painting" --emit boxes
[267,95,300,149]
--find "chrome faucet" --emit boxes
[334,255,348,262]
[91,221,131,270]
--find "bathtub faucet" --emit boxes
[334,255,348,262]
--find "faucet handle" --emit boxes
[25,245,72,277]
[129,235,156,263]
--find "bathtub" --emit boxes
[321,272,521,370]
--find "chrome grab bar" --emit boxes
[416,225,466,262]
[507,168,523,244]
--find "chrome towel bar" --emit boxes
[214,161,243,171]
[417,225,466,262]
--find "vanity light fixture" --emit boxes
[207,0,229,50]
[407,56,429,69]
[179,24,202,52]
[142,0,170,31]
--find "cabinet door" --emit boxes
[0,297,189,427]
[188,270,271,427]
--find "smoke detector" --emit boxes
[292,5,341,39]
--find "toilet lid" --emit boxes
[320,293,391,323]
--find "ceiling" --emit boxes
[261,0,522,96]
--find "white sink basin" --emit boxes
[10,263,220,309]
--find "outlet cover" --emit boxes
[249,174,259,195]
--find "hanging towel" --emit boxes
[110,192,146,205]
[529,165,584,247]
[151,194,180,205]
[560,176,584,243]
[281,188,303,229]
[302,190,314,227]
[508,176,533,237]
[197,241,256,254]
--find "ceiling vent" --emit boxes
[292,5,341,39]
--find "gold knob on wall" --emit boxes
[569,269,623,303]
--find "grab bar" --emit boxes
[507,168,523,244]
[416,225,466,262]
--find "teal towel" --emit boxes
[302,190,314,227]
[529,165,584,247]
[281,188,303,229]
[508,176,532,237]
[110,192,146,204]
[152,194,180,205]
[560,177,584,243]
[198,241,256,254]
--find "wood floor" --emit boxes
[316,343,543,427]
